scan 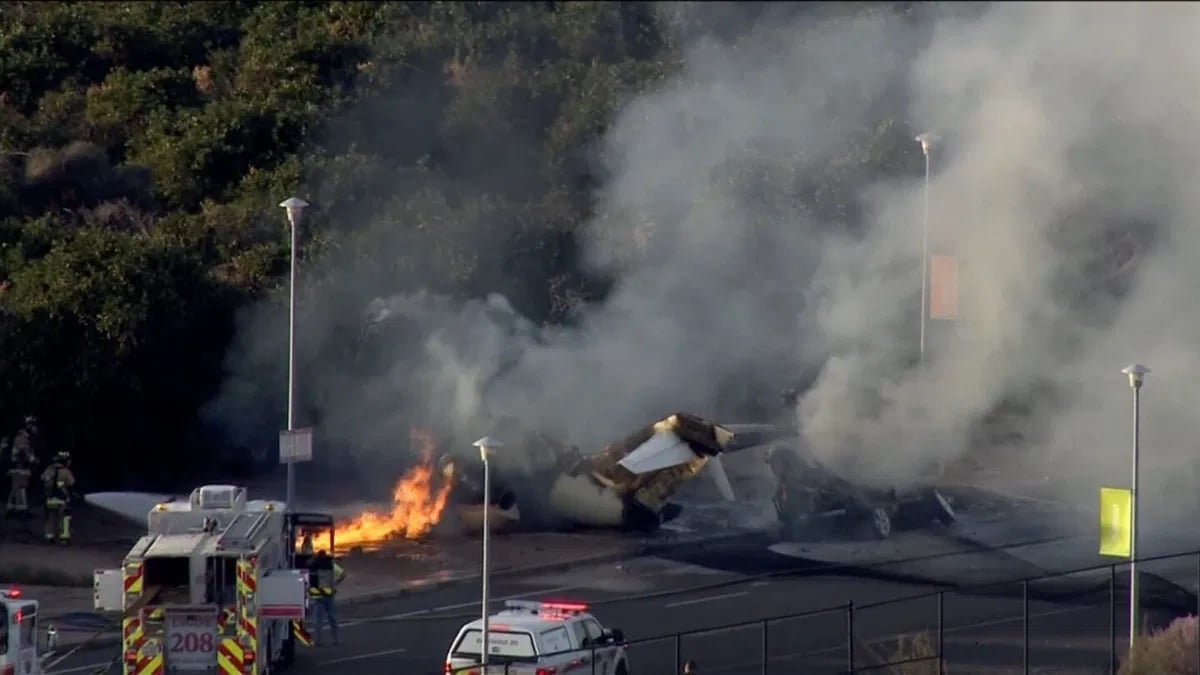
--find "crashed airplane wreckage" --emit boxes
[439,411,956,537]
[438,412,785,534]
[766,443,957,540]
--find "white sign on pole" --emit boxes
[279,428,313,463]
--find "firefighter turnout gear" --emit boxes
[306,550,344,645]
[5,440,31,515]
[41,451,74,543]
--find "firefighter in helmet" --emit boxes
[41,451,75,544]
[12,416,41,464]
[307,549,346,645]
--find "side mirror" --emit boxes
[605,628,624,644]
[45,624,59,653]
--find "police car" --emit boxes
[444,600,629,675]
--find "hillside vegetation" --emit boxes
[0,1,920,486]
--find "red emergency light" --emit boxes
[3,588,19,599]
[540,602,587,612]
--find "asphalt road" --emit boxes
[46,538,1180,675]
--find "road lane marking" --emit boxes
[49,663,112,675]
[319,647,409,665]
[342,584,579,626]
[664,591,749,608]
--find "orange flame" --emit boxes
[334,428,452,546]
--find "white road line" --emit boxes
[49,663,112,675]
[343,584,579,626]
[664,591,749,608]
[319,647,409,665]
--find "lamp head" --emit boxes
[1121,364,1149,389]
[915,132,938,156]
[473,436,504,461]
[278,197,309,227]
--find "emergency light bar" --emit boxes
[1,588,19,599]
[504,600,589,615]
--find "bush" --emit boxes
[887,631,945,675]
[1120,615,1200,675]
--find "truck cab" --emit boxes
[0,588,57,675]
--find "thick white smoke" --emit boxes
[208,3,1200,529]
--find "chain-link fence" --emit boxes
[444,549,1200,674]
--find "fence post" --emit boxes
[936,590,944,674]
[1022,579,1029,675]
[846,601,855,673]
[761,618,769,675]
[591,644,597,675]
[674,632,682,674]
[1110,562,1117,675]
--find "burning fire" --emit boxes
[334,428,453,546]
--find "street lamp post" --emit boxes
[1121,364,1148,646]
[473,436,504,667]
[915,132,937,365]
[279,197,309,509]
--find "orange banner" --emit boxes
[929,254,959,320]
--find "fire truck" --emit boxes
[0,587,58,675]
[92,485,335,675]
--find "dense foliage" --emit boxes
[0,1,924,487]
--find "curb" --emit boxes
[339,529,771,607]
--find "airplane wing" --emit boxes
[85,492,182,525]
[616,414,793,475]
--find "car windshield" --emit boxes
[452,629,537,661]
[0,606,7,655]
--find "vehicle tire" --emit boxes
[869,506,892,539]
[615,660,629,675]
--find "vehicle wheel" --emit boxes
[870,506,892,539]
[615,660,629,675]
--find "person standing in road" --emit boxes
[307,549,345,645]
[40,451,74,544]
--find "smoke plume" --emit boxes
[207,3,1200,530]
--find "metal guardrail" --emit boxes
[448,548,1200,674]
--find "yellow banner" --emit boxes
[1099,487,1132,557]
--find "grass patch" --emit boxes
[0,562,91,587]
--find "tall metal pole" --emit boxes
[279,197,308,510]
[1121,364,1148,648]
[1129,382,1141,646]
[286,213,298,508]
[481,453,491,667]
[916,133,934,365]
[473,436,502,668]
